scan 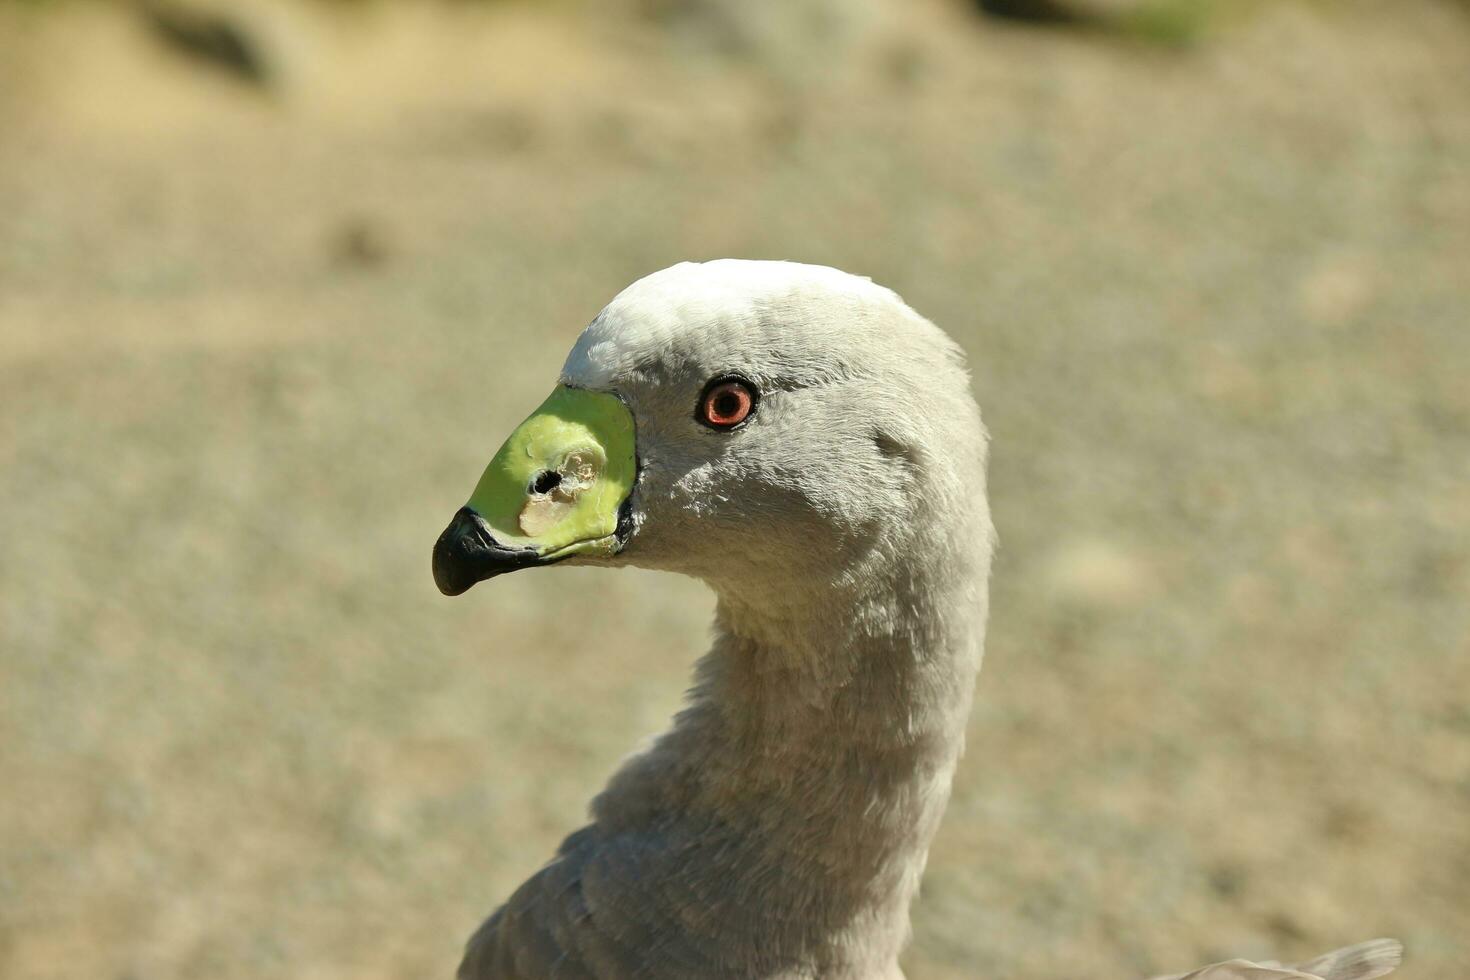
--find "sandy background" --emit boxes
[1,0,1467,977]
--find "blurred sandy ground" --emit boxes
[0,0,1467,977]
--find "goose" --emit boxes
[431,260,1402,980]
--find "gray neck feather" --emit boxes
[591,514,989,978]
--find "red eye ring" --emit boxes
[698,377,757,430]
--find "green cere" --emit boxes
[466,385,637,559]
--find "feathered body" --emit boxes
[447,261,1401,980]
[459,262,992,979]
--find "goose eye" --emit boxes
[698,378,757,430]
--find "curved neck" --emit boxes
[593,528,990,976]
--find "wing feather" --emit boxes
[1151,940,1403,980]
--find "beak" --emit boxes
[432,385,637,596]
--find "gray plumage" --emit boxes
[1151,938,1403,980]
[451,260,1401,980]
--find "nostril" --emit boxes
[530,470,562,495]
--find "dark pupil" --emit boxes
[714,392,741,419]
[531,470,562,495]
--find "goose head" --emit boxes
[432,259,990,611]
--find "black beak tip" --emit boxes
[431,549,475,597]
[432,507,541,596]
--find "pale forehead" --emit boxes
[559,259,905,389]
